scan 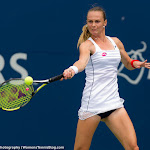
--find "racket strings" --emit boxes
[0,79,34,111]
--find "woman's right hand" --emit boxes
[60,68,75,81]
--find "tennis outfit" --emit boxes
[78,36,124,120]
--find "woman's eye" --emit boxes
[88,20,93,23]
[95,20,100,23]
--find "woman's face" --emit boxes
[87,11,107,36]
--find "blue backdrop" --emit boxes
[0,0,150,149]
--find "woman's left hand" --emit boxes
[134,60,150,69]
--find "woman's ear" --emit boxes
[104,19,107,27]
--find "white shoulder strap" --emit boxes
[87,37,101,50]
[106,36,117,50]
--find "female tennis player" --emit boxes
[62,6,150,150]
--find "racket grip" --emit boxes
[49,74,64,83]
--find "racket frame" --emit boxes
[0,74,63,111]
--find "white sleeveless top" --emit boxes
[78,36,124,120]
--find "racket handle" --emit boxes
[49,74,64,83]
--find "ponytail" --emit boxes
[77,24,91,48]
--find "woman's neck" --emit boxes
[91,35,106,42]
[91,32,106,42]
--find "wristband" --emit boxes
[69,66,78,74]
[131,60,139,68]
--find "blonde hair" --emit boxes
[77,24,91,48]
[77,6,106,48]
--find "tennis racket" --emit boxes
[0,74,63,111]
